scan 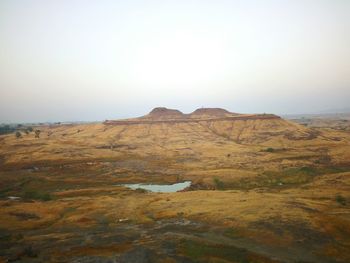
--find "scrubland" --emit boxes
[0,110,349,262]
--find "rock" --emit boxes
[117,218,130,223]
[7,196,21,200]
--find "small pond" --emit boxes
[120,181,191,193]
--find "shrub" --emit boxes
[34,129,41,138]
[181,239,248,262]
[24,190,52,201]
[213,178,225,190]
[223,227,239,238]
[336,195,346,206]
[23,246,37,257]
[135,188,148,193]
[299,166,317,175]
[265,147,274,153]
[15,131,22,138]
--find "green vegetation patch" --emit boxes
[180,239,249,262]
[223,227,241,239]
[264,147,275,153]
[213,177,225,190]
[23,190,52,201]
[179,239,277,263]
[335,195,346,206]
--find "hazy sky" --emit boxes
[0,0,349,122]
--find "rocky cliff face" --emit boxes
[101,107,315,144]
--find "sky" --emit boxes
[0,0,349,123]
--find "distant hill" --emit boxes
[318,107,350,114]
[1,106,348,174]
[104,107,281,125]
[99,107,316,145]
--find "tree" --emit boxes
[0,125,15,135]
[35,129,41,138]
[15,131,22,139]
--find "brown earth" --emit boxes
[0,108,349,262]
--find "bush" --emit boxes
[213,178,225,190]
[336,195,346,206]
[15,131,22,138]
[135,188,148,193]
[265,147,274,153]
[22,246,37,257]
[181,239,248,262]
[24,190,52,201]
[34,129,41,138]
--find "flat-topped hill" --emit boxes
[104,107,281,125]
[2,106,347,170]
[189,107,235,118]
[146,107,184,120]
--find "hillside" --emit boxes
[0,108,350,262]
[1,107,348,170]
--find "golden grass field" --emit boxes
[0,108,349,262]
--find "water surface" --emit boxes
[120,181,191,193]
